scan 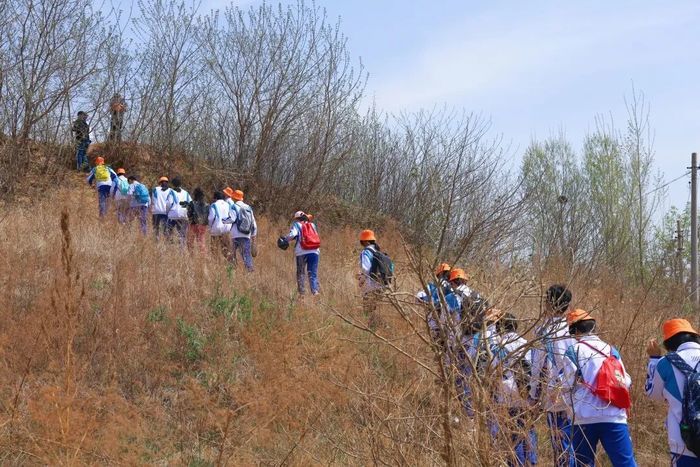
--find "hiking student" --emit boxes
[184,188,209,253]
[86,156,117,218]
[223,187,236,208]
[417,263,462,357]
[164,177,191,247]
[208,191,232,260]
[128,175,150,235]
[562,309,636,467]
[282,211,320,296]
[71,111,90,171]
[491,313,538,467]
[151,176,171,239]
[646,318,700,466]
[358,229,394,329]
[529,284,576,467]
[222,190,257,272]
[111,168,130,224]
[435,262,453,296]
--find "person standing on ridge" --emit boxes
[128,175,150,235]
[71,111,90,171]
[646,318,700,466]
[165,177,191,247]
[358,229,394,329]
[108,93,127,143]
[151,176,171,239]
[86,156,117,218]
[112,167,130,224]
[529,284,576,467]
[224,189,257,272]
[281,211,320,296]
[208,191,232,260]
[562,309,636,466]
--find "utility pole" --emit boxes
[677,219,684,285]
[691,153,698,306]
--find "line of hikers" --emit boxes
[85,156,700,466]
[418,266,700,467]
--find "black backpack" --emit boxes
[665,352,700,457]
[368,248,394,286]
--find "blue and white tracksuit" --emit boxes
[111,175,131,223]
[562,335,636,466]
[165,189,191,246]
[227,201,257,272]
[360,245,384,294]
[128,182,150,234]
[285,222,320,295]
[530,317,575,467]
[86,165,117,217]
[646,342,700,465]
[491,332,538,466]
[151,187,172,238]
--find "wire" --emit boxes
[644,171,691,197]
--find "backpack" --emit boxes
[299,222,320,250]
[578,341,631,410]
[192,201,209,226]
[95,165,110,183]
[118,177,129,195]
[234,204,254,235]
[133,183,150,205]
[368,248,394,286]
[665,352,700,457]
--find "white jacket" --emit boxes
[286,221,320,257]
[646,342,700,457]
[562,334,630,425]
[492,331,535,408]
[151,187,172,215]
[208,200,231,237]
[360,245,383,293]
[227,200,257,239]
[530,316,576,413]
[112,175,130,201]
[166,188,191,220]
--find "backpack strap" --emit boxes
[578,339,610,358]
[666,352,698,377]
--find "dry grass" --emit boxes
[0,181,684,465]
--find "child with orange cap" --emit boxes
[224,189,257,272]
[561,309,636,466]
[111,168,130,224]
[358,229,393,329]
[86,156,118,218]
[646,318,700,466]
[151,176,171,239]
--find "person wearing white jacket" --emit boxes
[646,318,700,466]
[561,309,636,467]
[208,191,232,260]
[529,284,576,467]
[151,176,171,239]
[165,177,191,247]
[223,189,257,272]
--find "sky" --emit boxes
[117,0,700,220]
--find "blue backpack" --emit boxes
[133,183,150,204]
[665,352,700,457]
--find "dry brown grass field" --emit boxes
[0,177,689,465]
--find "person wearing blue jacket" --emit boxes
[86,156,117,218]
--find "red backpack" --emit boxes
[579,341,631,409]
[299,221,320,250]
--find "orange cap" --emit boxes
[566,309,594,327]
[359,229,376,242]
[95,156,105,165]
[116,168,126,175]
[435,263,451,275]
[158,176,169,183]
[223,187,234,199]
[449,268,468,282]
[663,318,699,342]
[232,189,244,201]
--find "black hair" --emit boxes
[77,111,86,116]
[663,332,700,352]
[171,177,182,188]
[496,312,518,333]
[127,175,136,181]
[213,191,224,201]
[547,284,572,314]
[193,187,204,201]
[569,319,596,336]
[298,214,309,222]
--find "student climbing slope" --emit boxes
[280,211,320,296]
[86,156,117,218]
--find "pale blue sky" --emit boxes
[116,0,700,215]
